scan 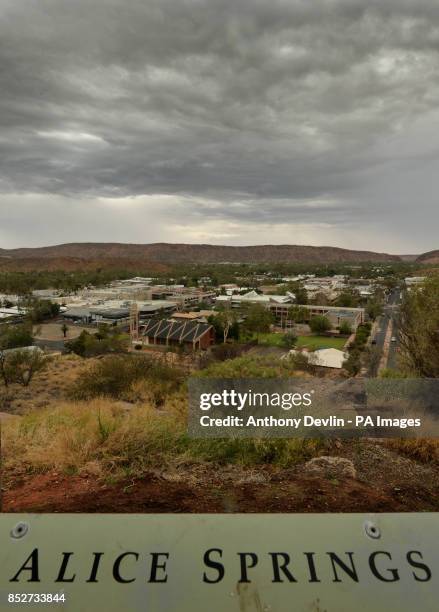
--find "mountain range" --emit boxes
[0,242,434,271]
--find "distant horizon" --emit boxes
[0,239,432,258]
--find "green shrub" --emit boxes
[309,315,331,334]
[65,330,127,357]
[70,354,184,400]
[339,321,352,336]
[197,355,288,378]
[0,323,34,350]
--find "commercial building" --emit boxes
[216,290,294,308]
[145,286,216,307]
[61,300,178,326]
[216,291,364,331]
[141,319,215,350]
[270,303,364,330]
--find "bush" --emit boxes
[309,315,331,334]
[287,351,316,373]
[339,321,352,336]
[282,331,298,349]
[65,330,127,357]
[380,368,407,379]
[0,348,47,387]
[28,299,60,322]
[343,350,362,376]
[0,323,34,350]
[197,354,293,378]
[385,439,439,464]
[209,343,247,362]
[350,323,371,351]
[71,354,184,401]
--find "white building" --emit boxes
[286,348,348,369]
[405,277,426,287]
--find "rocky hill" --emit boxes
[416,250,439,265]
[0,242,401,268]
[0,255,169,273]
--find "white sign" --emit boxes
[1,513,437,611]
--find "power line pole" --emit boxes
[129,302,139,342]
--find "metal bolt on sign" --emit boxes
[364,520,381,540]
[10,522,29,539]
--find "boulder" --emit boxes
[303,455,357,479]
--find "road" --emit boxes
[371,287,402,374]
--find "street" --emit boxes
[372,287,402,373]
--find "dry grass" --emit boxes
[2,390,322,480]
[385,439,439,464]
[0,354,87,414]
[3,355,436,486]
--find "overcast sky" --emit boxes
[1,0,438,253]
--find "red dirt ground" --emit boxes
[3,468,438,513]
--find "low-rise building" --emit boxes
[141,318,215,350]
[215,291,364,330]
[61,300,178,325]
[216,290,294,308]
[405,276,426,287]
[286,348,348,369]
[144,286,216,306]
[270,304,364,330]
[171,310,214,323]
[0,306,27,322]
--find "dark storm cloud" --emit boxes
[0,0,439,250]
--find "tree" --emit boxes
[243,303,274,336]
[335,291,359,308]
[312,292,329,306]
[351,322,371,350]
[309,315,331,334]
[281,282,308,304]
[208,308,240,343]
[0,323,34,350]
[343,350,362,376]
[0,351,9,387]
[27,299,60,323]
[0,349,47,387]
[287,305,308,325]
[339,321,352,336]
[61,323,69,338]
[65,329,127,357]
[366,299,383,321]
[398,276,439,377]
[282,331,297,349]
[229,319,240,341]
[294,283,308,305]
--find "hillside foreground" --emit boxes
[1,354,438,513]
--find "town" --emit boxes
[0,262,422,376]
[0,254,437,514]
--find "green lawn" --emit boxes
[253,332,286,347]
[255,332,347,350]
[295,335,347,350]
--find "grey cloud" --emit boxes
[0,0,439,250]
